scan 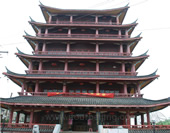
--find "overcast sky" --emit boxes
[0,0,170,119]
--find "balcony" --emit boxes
[25,70,137,76]
[34,51,131,56]
[49,20,117,25]
[36,33,129,39]
[18,92,143,98]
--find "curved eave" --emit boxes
[29,21,137,34]
[23,35,142,42]
[130,40,140,52]
[135,56,149,70]
[0,96,169,108]
[24,38,36,50]
[3,70,159,81]
[40,4,129,23]
[16,52,149,62]
[16,53,29,68]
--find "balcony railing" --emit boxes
[34,51,131,56]
[1,123,170,132]
[36,33,129,39]
[103,125,170,129]
[18,92,143,98]
[25,70,137,76]
[49,21,117,25]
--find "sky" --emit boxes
[0,0,170,119]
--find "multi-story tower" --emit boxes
[1,3,170,132]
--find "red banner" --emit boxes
[47,92,114,98]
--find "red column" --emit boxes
[125,29,129,38]
[96,60,99,72]
[116,16,119,24]
[137,83,141,95]
[66,43,70,52]
[131,63,136,73]
[38,29,41,36]
[141,114,144,125]
[118,30,121,38]
[48,15,52,23]
[70,16,73,23]
[16,112,20,123]
[120,43,123,54]
[39,60,43,71]
[28,61,32,71]
[21,82,25,95]
[29,110,34,128]
[126,110,131,126]
[95,16,98,24]
[35,43,39,52]
[64,60,68,71]
[45,28,48,36]
[146,110,151,126]
[63,82,66,93]
[96,29,99,36]
[42,42,46,52]
[96,81,99,93]
[122,62,125,73]
[96,43,99,53]
[9,108,14,124]
[68,28,71,36]
[124,83,127,94]
[127,45,130,55]
[35,81,39,93]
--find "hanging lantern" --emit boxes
[69,112,74,115]
[108,83,112,85]
[79,63,85,66]
[51,63,57,66]
[109,112,114,115]
[80,82,84,85]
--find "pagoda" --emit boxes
[1,2,170,133]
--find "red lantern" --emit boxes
[51,63,57,66]
[108,83,112,85]
[109,112,115,115]
[79,63,85,66]
[80,83,84,85]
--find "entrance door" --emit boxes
[73,119,88,131]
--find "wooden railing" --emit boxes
[49,21,117,25]
[103,125,170,129]
[1,123,55,129]
[34,51,131,56]
[25,70,137,76]
[18,92,143,98]
[36,33,129,39]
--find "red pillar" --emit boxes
[35,81,39,93]
[96,43,99,53]
[131,63,136,73]
[95,16,98,24]
[118,30,121,38]
[16,112,20,123]
[35,43,39,52]
[48,15,52,23]
[124,83,127,94]
[70,16,73,23]
[66,43,70,52]
[28,61,32,71]
[42,42,46,52]
[127,45,130,55]
[120,43,123,55]
[21,82,25,95]
[39,60,43,71]
[45,28,48,36]
[96,60,99,72]
[63,82,66,93]
[64,60,68,71]
[96,29,99,36]
[126,110,131,126]
[125,29,129,38]
[9,108,14,124]
[146,110,151,126]
[137,83,141,95]
[116,16,119,24]
[96,81,99,93]
[122,62,125,73]
[29,110,34,128]
[68,28,71,36]
[141,114,144,125]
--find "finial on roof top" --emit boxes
[135,32,142,38]
[29,16,36,22]
[39,1,44,6]
[24,31,31,36]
